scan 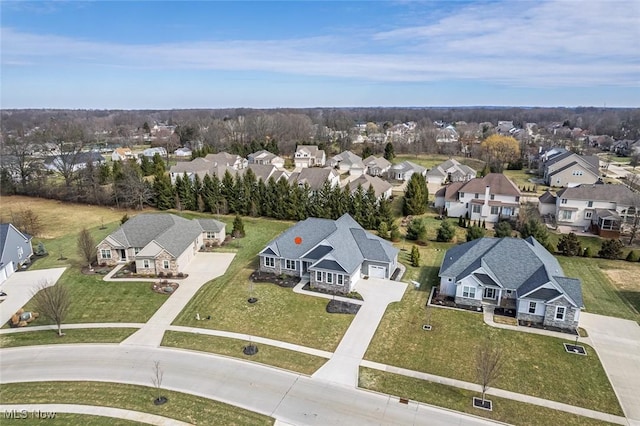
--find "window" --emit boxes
[285,259,296,270]
[264,257,274,267]
[459,192,465,198]
[585,211,593,219]
[143,259,150,268]
[100,249,111,259]
[528,302,537,314]
[490,194,495,200]
[472,205,481,213]
[337,275,344,286]
[483,288,496,299]
[327,273,333,284]
[134,247,140,255]
[462,286,476,298]
[572,170,584,176]
[490,206,499,215]
[561,198,567,204]
[316,271,322,282]
[560,210,572,220]
[474,193,479,199]
[206,232,216,239]
[555,306,566,321]
[515,196,520,202]
[587,201,593,207]
[163,260,170,269]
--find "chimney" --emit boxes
[484,185,490,206]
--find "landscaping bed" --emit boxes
[302,283,363,300]
[151,281,179,295]
[326,300,361,314]
[249,270,298,288]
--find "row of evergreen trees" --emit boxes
[152,168,397,232]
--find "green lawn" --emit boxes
[0,414,142,425]
[0,328,137,348]
[359,368,618,426]
[0,382,273,426]
[503,169,548,194]
[173,216,355,352]
[365,247,622,415]
[558,256,640,321]
[162,331,327,375]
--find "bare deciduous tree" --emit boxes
[151,360,167,405]
[77,227,96,268]
[32,280,71,337]
[475,339,504,405]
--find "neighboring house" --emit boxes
[111,147,135,162]
[288,167,340,191]
[97,213,225,275]
[328,151,366,176]
[169,151,247,184]
[248,150,285,168]
[554,184,637,237]
[439,237,584,332]
[388,161,427,181]
[537,190,558,216]
[434,173,521,223]
[342,174,393,200]
[204,152,247,170]
[363,155,391,177]
[142,147,167,158]
[258,214,399,294]
[43,151,105,172]
[174,147,193,157]
[294,145,326,168]
[426,159,477,186]
[542,151,600,187]
[436,125,459,143]
[0,223,33,285]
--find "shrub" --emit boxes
[598,239,624,260]
[625,250,638,262]
[410,245,421,267]
[466,225,486,242]
[177,272,184,278]
[583,246,593,258]
[167,272,173,278]
[494,221,513,238]
[436,220,455,242]
[406,218,427,242]
[158,271,164,278]
[557,232,582,257]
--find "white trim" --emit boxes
[555,306,566,321]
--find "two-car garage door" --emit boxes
[368,265,387,279]
[0,261,14,285]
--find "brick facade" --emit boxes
[543,299,579,331]
[517,312,545,325]
[455,296,483,308]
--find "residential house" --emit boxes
[388,161,426,181]
[97,214,225,275]
[553,184,637,238]
[342,174,393,200]
[288,167,340,192]
[542,151,600,187]
[0,223,34,284]
[436,125,459,144]
[248,150,285,169]
[43,151,105,173]
[142,147,167,158]
[438,237,583,332]
[174,147,193,157]
[426,159,476,186]
[363,155,391,177]
[537,190,557,216]
[169,151,247,184]
[294,145,326,168]
[258,214,399,294]
[328,151,366,176]
[205,152,247,170]
[111,147,135,162]
[434,173,521,223]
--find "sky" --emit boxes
[1,0,639,109]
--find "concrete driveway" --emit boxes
[312,277,407,386]
[580,312,640,425]
[120,252,235,347]
[0,268,66,326]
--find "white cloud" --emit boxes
[1,0,638,89]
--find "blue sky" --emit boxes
[1,0,639,109]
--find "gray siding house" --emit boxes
[259,214,399,294]
[0,223,34,285]
[97,213,225,275]
[438,237,583,332]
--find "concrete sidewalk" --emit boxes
[0,403,191,425]
[361,360,627,425]
[580,313,640,426]
[0,322,144,334]
[0,267,66,327]
[312,278,407,386]
[292,279,363,305]
[121,252,235,347]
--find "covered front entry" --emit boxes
[368,265,386,279]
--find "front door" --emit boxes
[483,288,497,300]
[119,249,126,261]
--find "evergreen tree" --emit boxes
[390,223,401,242]
[436,220,455,242]
[152,153,166,175]
[140,155,154,176]
[221,170,236,213]
[625,250,638,262]
[384,142,395,161]
[362,144,373,159]
[406,218,427,243]
[98,163,111,185]
[376,197,394,229]
[378,221,390,239]
[232,214,245,238]
[410,245,421,267]
[403,173,429,215]
[466,225,486,241]
[519,218,549,246]
[557,232,582,256]
[175,173,196,211]
[493,221,513,238]
[152,169,174,210]
[598,239,624,259]
[582,246,593,257]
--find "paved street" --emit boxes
[0,267,66,326]
[0,345,499,426]
[580,312,640,426]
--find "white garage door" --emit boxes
[0,262,13,285]
[368,265,386,279]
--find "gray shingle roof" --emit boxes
[556,184,635,205]
[526,288,561,301]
